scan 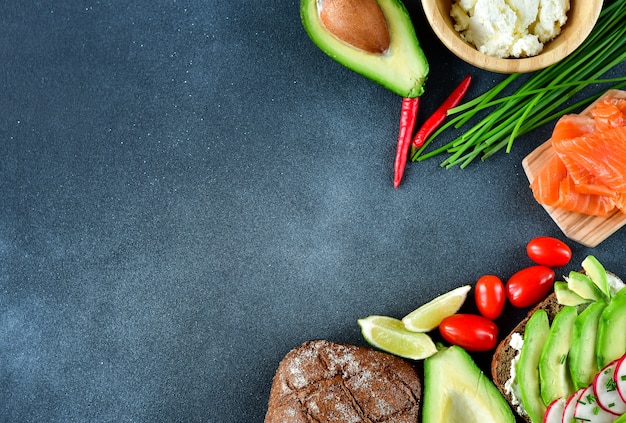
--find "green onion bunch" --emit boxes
[411,0,626,168]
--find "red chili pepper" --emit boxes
[410,74,472,152]
[393,96,419,189]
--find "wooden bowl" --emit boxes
[421,0,603,73]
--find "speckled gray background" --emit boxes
[2,1,625,422]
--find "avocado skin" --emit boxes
[538,305,577,406]
[423,345,515,422]
[568,300,607,389]
[517,308,550,423]
[300,0,428,98]
[597,287,626,368]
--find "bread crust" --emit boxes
[265,340,422,423]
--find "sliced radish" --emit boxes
[594,359,626,415]
[617,354,626,403]
[544,397,565,423]
[574,385,620,423]
[563,388,585,423]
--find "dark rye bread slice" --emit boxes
[491,293,564,423]
[265,340,422,423]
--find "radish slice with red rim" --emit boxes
[594,359,626,415]
[617,354,626,404]
[563,387,585,423]
[574,385,621,423]
[543,397,565,423]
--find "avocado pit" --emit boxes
[318,0,391,54]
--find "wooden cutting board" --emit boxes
[521,90,626,248]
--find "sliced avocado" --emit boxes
[300,0,429,98]
[596,288,626,368]
[568,300,607,389]
[565,271,605,301]
[539,306,577,406]
[554,281,591,306]
[422,345,515,423]
[581,255,610,298]
[517,309,550,423]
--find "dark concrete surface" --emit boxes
[2,1,625,422]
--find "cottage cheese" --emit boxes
[504,332,527,417]
[450,0,570,58]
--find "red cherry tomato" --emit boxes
[505,265,555,308]
[526,237,572,267]
[439,314,499,351]
[475,275,505,320]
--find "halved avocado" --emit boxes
[300,0,429,98]
[423,346,516,422]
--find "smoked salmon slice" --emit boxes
[555,173,616,217]
[530,155,567,207]
[530,154,616,216]
[530,96,626,217]
[616,193,626,214]
[552,126,626,193]
[591,97,626,131]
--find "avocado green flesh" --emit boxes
[513,258,625,421]
[423,346,515,423]
[554,281,590,306]
[300,0,428,98]
[517,309,550,423]
[597,288,626,368]
[539,306,577,406]
[566,271,604,301]
[569,300,607,389]
[582,255,610,298]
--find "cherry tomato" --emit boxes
[505,265,555,308]
[439,314,499,351]
[526,236,572,267]
[475,275,505,320]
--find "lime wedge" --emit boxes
[402,285,471,332]
[358,315,438,360]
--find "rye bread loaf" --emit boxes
[265,340,422,423]
[491,293,564,423]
